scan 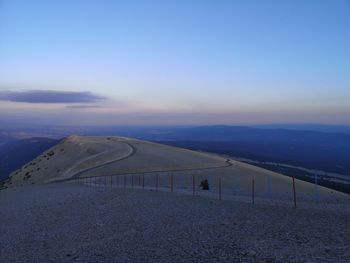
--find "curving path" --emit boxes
[55,141,233,183]
[53,142,137,183]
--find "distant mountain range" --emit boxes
[147,125,350,174]
[2,123,350,138]
[252,124,350,135]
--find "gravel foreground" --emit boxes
[1,184,349,263]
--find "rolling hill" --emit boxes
[5,135,349,204]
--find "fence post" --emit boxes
[292,177,297,209]
[232,175,236,194]
[314,173,319,203]
[110,175,112,187]
[219,176,222,200]
[142,173,145,190]
[252,178,255,204]
[156,173,158,191]
[171,173,173,193]
[192,174,195,197]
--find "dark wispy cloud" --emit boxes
[65,105,102,109]
[0,90,106,103]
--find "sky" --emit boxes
[1,0,350,126]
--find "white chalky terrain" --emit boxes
[1,184,350,263]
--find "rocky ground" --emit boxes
[1,184,349,263]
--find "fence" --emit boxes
[63,167,347,208]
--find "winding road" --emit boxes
[53,142,137,183]
[54,140,234,183]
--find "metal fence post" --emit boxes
[192,174,195,197]
[314,173,319,203]
[142,173,145,190]
[252,178,255,204]
[219,176,222,200]
[171,173,173,193]
[232,175,236,194]
[156,173,158,191]
[292,177,297,209]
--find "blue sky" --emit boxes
[0,0,349,125]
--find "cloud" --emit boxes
[0,90,106,103]
[65,105,102,109]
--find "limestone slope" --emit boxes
[6,136,133,186]
[5,135,349,204]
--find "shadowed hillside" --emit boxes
[0,137,59,181]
